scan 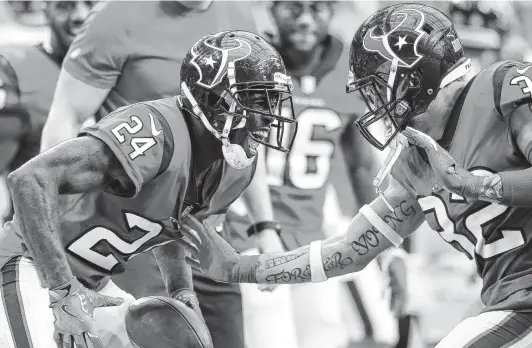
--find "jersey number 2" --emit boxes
[67,212,164,271]
[267,108,342,190]
[418,169,525,259]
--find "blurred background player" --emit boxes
[0,1,94,224]
[0,56,27,226]
[226,2,414,348]
[40,2,285,348]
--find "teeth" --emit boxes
[248,138,259,149]
[252,130,268,139]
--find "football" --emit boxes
[125,296,213,348]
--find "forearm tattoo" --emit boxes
[265,265,311,283]
[323,252,353,270]
[477,174,503,203]
[352,200,416,256]
[265,249,308,269]
[258,201,417,284]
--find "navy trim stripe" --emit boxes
[466,312,532,348]
[1,256,33,348]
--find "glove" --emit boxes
[49,277,124,348]
[171,288,204,320]
[401,127,482,198]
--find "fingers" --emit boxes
[63,335,74,348]
[93,293,124,308]
[402,126,438,151]
[185,256,201,271]
[54,330,63,348]
[177,236,199,255]
[74,335,88,348]
[84,332,104,348]
[180,224,202,246]
[182,214,205,232]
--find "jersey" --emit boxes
[391,61,532,312]
[227,35,366,251]
[63,1,257,121]
[0,45,61,171]
[0,97,256,290]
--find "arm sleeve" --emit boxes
[79,104,173,197]
[62,1,129,89]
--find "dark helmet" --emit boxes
[179,30,297,168]
[346,3,472,150]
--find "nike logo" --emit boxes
[149,113,162,137]
[517,65,532,75]
[60,305,83,322]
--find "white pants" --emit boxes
[435,310,532,348]
[240,249,399,348]
[0,256,135,348]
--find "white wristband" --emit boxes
[309,240,327,283]
[359,204,404,247]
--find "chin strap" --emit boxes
[373,133,409,212]
[180,82,256,169]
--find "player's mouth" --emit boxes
[243,129,269,158]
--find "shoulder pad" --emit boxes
[493,61,532,119]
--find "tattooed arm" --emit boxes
[7,136,131,288]
[183,176,425,284]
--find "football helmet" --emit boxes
[346,3,472,150]
[180,30,296,169]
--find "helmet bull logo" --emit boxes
[190,32,252,89]
[362,8,426,68]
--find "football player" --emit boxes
[181,4,532,347]
[40,3,285,348]
[0,0,95,222]
[0,31,295,348]
[225,2,407,347]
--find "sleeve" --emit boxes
[79,104,174,197]
[494,61,532,121]
[62,1,129,89]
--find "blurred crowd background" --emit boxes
[2,1,532,347]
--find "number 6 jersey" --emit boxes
[391,61,532,312]
[0,97,256,290]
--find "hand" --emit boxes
[401,127,480,198]
[49,278,124,348]
[178,214,240,283]
[256,229,285,292]
[171,288,204,321]
[386,256,407,318]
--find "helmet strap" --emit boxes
[387,58,399,102]
[181,82,222,139]
[373,132,409,212]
